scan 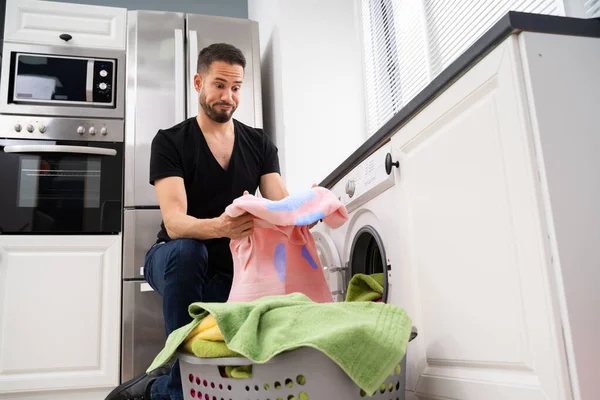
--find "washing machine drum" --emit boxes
[348,225,389,303]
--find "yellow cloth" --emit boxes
[191,339,240,358]
[182,314,225,354]
[225,365,252,378]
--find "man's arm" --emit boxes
[259,172,289,201]
[155,177,254,240]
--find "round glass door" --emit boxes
[348,225,388,302]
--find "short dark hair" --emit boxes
[197,43,246,74]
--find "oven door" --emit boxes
[0,139,123,234]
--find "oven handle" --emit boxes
[3,145,117,156]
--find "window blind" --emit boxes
[360,0,429,136]
[584,0,600,16]
[360,0,562,136]
[425,0,559,76]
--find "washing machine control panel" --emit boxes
[333,142,396,213]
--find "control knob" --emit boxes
[99,70,108,77]
[98,82,108,90]
[39,124,47,134]
[100,126,108,136]
[385,153,399,175]
[77,126,85,135]
[26,124,34,133]
[14,124,22,132]
[89,127,96,135]
[345,179,356,198]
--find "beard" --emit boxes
[199,90,237,123]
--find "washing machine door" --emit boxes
[313,231,345,302]
[347,225,389,303]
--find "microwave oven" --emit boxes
[0,42,125,119]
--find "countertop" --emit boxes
[319,11,600,189]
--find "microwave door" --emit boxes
[12,53,115,107]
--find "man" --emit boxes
[106,43,289,400]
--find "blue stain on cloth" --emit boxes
[295,211,325,226]
[265,190,315,212]
[274,243,287,282]
[301,246,319,270]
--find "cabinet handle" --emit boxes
[385,153,399,175]
[59,33,73,42]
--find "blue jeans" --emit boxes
[144,239,233,400]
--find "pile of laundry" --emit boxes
[147,292,412,396]
[146,187,413,397]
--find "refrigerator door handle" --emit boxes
[188,29,199,118]
[174,28,185,123]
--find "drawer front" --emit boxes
[4,0,126,50]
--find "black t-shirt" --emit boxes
[149,117,280,273]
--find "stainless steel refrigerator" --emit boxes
[121,10,262,382]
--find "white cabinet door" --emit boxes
[4,0,127,50]
[390,36,571,399]
[0,235,122,394]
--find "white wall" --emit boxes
[248,0,367,194]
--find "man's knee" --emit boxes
[166,239,208,274]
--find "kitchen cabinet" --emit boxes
[391,31,599,400]
[4,0,126,50]
[0,234,122,399]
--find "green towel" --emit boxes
[147,293,412,397]
[345,273,384,302]
[191,339,241,358]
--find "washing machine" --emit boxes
[313,141,401,304]
[312,140,419,399]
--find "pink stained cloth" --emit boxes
[224,187,348,303]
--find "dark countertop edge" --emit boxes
[319,11,600,189]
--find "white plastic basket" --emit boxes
[178,346,408,400]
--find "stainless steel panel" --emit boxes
[250,21,263,129]
[186,15,262,127]
[122,208,163,279]
[121,280,165,383]
[0,114,124,142]
[125,11,185,207]
[0,42,125,119]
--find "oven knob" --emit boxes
[99,82,108,90]
[100,126,107,136]
[14,124,22,132]
[38,124,47,133]
[26,124,34,133]
[99,70,108,77]
[89,127,96,135]
[77,126,85,135]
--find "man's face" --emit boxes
[197,61,243,123]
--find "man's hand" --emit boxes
[215,212,254,240]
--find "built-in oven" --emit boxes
[0,42,125,119]
[0,115,124,234]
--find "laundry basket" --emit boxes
[178,345,409,400]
